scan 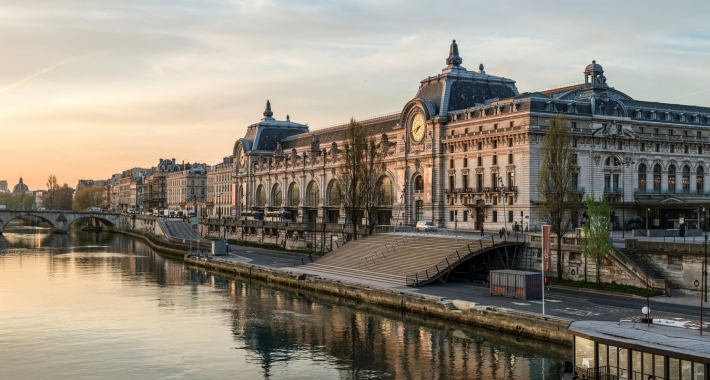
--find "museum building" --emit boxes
[231,40,710,233]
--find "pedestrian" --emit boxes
[480,226,484,236]
[499,228,503,239]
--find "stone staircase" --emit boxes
[159,219,199,241]
[612,246,678,295]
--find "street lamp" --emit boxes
[498,175,507,242]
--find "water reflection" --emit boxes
[0,227,569,379]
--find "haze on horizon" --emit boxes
[1,0,709,191]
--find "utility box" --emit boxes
[490,270,542,300]
[212,240,227,256]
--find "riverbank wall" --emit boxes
[119,228,572,344]
[186,256,573,345]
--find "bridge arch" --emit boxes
[0,210,120,234]
[66,216,118,231]
[0,213,59,233]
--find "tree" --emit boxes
[73,186,106,211]
[536,113,580,282]
[362,136,386,236]
[580,195,612,284]
[340,118,367,240]
[43,174,59,209]
[0,193,35,209]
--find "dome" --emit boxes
[584,60,604,74]
[12,177,29,194]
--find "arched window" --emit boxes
[288,183,300,207]
[328,180,341,206]
[306,181,319,207]
[414,175,424,192]
[638,164,647,191]
[256,185,266,207]
[605,156,620,166]
[668,165,676,192]
[415,200,424,222]
[682,165,691,192]
[378,176,393,205]
[697,167,705,193]
[653,165,661,191]
[271,183,282,207]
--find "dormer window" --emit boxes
[651,111,658,120]
[680,113,687,122]
[635,110,643,119]
[694,114,700,123]
[665,112,673,121]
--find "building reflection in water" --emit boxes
[0,226,568,379]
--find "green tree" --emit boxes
[536,113,580,282]
[0,193,35,209]
[580,195,612,284]
[73,186,106,211]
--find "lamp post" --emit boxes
[498,175,507,242]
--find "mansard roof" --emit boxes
[242,100,309,152]
[281,114,399,150]
[414,40,519,116]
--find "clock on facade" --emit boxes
[411,113,426,143]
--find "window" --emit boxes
[492,140,497,148]
[477,156,482,166]
[653,165,661,191]
[492,211,498,222]
[572,138,577,147]
[509,121,514,128]
[575,337,595,373]
[415,200,423,221]
[700,146,704,155]
[463,174,469,189]
[477,141,482,150]
[449,145,454,153]
[655,143,660,152]
[683,165,690,191]
[508,154,513,164]
[640,142,645,152]
[668,165,676,192]
[639,127,644,134]
[638,164,647,190]
[449,175,455,190]
[508,138,513,147]
[463,143,468,152]
[617,141,622,150]
[654,128,659,135]
[602,141,607,149]
[491,173,498,190]
[492,155,497,165]
[684,145,689,154]
[493,123,498,130]
[683,130,688,137]
[450,159,454,169]
[450,211,454,221]
[415,176,424,192]
[463,158,468,167]
[451,130,455,136]
[669,129,674,136]
[463,211,468,222]
[464,128,468,134]
[670,145,675,153]
[571,121,577,129]
[508,171,515,188]
[698,131,702,138]
[508,210,513,223]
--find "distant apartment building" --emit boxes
[108,174,122,211]
[166,164,208,215]
[206,157,235,219]
[119,168,148,212]
[0,180,8,193]
[145,158,182,212]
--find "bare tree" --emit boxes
[537,113,579,282]
[580,195,612,284]
[73,186,107,211]
[43,174,59,210]
[362,137,386,236]
[340,118,367,240]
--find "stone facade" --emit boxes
[206,157,235,219]
[166,164,208,214]
[227,40,710,233]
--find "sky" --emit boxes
[1,0,709,191]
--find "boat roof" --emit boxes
[568,320,710,363]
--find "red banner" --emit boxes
[542,225,551,272]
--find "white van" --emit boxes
[89,207,101,212]
[416,221,437,232]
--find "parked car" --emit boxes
[416,221,437,232]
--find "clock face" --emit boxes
[411,114,426,142]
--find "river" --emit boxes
[0,226,570,379]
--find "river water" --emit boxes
[0,226,569,379]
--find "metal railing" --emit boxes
[405,237,521,287]
[635,188,710,195]
[585,366,664,380]
[603,187,623,194]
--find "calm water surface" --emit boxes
[0,226,569,379]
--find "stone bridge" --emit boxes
[0,209,121,234]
